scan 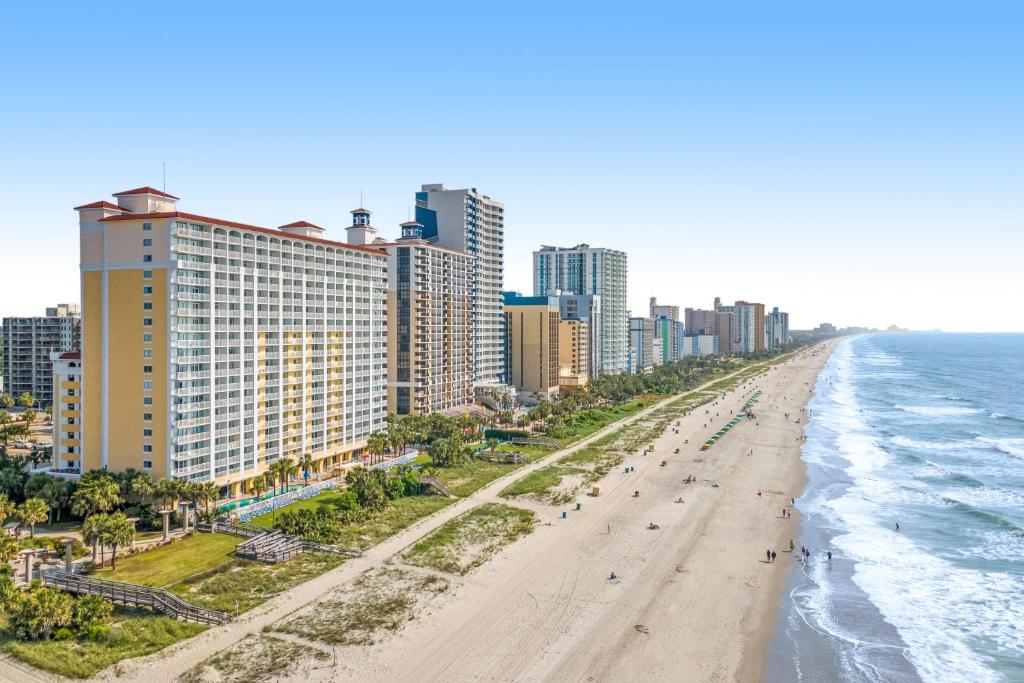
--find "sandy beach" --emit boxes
[358,341,837,683]
[65,342,835,683]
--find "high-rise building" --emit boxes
[2,304,81,407]
[374,217,474,416]
[649,297,679,321]
[714,299,765,353]
[415,184,505,389]
[628,316,657,374]
[684,307,734,354]
[679,335,718,357]
[653,315,679,364]
[534,244,628,375]
[50,351,83,471]
[558,319,589,389]
[556,293,602,380]
[75,188,388,493]
[765,307,790,349]
[503,292,560,399]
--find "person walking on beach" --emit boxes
[766,549,771,563]
[896,522,900,532]
[790,539,795,552]
[827,549,832,562]
[771,550,777,563]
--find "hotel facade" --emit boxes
[373,219,475,416]
[74,188,388,494]
[2,304,81,407]
[533,244,628,375]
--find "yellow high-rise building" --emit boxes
[74,187,388,497]
[502,292,560,400]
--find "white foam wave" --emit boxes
[830,491,1021,683]
[975,436,1024,460]
[890,435,973,452]
[895,405,983,417]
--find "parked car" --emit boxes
[12,440,32,449]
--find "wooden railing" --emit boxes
[42,570,230,625]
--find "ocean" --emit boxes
[766,333,1024,683]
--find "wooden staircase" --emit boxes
[420,476,455,497]
[42,571,230,625]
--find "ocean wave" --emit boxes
[975,436,1024,460]
[890,435,974,452]
[990,412,1024,425]
[830,503,1023,682]
[895,405,983,417]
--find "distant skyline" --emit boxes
[1,2,1021,331]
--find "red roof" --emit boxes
[59,352,81,360]
[99,212,387,255]
[279,221,324,230]
[113,186,180,200]
[73,200,127,212]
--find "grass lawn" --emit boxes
[335,495,456,549]
[402,503,535,575]
[249,488,352,529]
[0,610,205,679]
[96,532,239,588]
[170,552,346,614]
[556,398,659,443]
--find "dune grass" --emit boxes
[402,503,536,575]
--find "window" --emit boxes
[143,286,153,295]
[143,349,152,359]
[143,222,152,231]
[143,429,152,437]
[143,365,152,374]
[143,333,152,343]
[143,254,153,262]
[143,270,152,279]
[143,397,153,405]
[143,317,152,327]
[143,302,153,311]
[143,380,153,391]
[143,238,152,247]
[143,412,152,422]
[142,460,152,469]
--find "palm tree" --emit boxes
[299,453,314,486]
[18,392,35,410]
[366,432,389,467]
[195,481,220,514]
[250,476,269,502]
[0,393,13,410]
[0,536,19,563]
[18,498,49,538]
[0,495,14,527]
[81,513,105,563]
[104,512,136,570]
[70,477,121,520]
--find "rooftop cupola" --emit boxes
[346,207,377,245]
[278,220,325,238]
[398,220,424,240]
[112,186,179,213]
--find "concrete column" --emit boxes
[23,551,34,583]
[160,509,172,541]
[63,538,75,573]
[180,503,191,533]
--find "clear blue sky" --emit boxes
[1,1,1021,331]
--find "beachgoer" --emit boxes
[771,550,777,563]
[757,490,762,497]
[827,550,832,562]
[609,571,617,580]
[789,539,795,552]
[896,522,900,532]
[766,549,771,562]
